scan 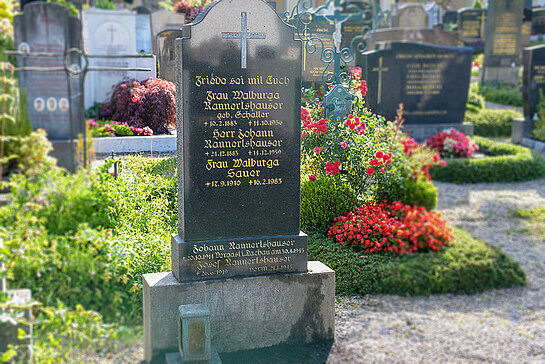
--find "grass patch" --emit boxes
[309,227,525,296]
[429,136,545,183]
[478,81,522,107]
[512,207,545,241]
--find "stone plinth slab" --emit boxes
[93,134,176,154]
[402,122,474,142]
[143,261,335,364]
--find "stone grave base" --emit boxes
[481,66,520,86]
[512,118,534,144]
[93,134,176,154]
[143,261,335,364]
[402,122,474,142]
[165,348,222,364]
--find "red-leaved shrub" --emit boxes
[328,201,453,254]
[98,78,176,134]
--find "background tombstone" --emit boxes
[522,45,545,120]
[533,8,545,34]
[442,10,458,27]
[358,41,472,140]
[144,0,334,362]
[82,8,156,108]
[14,3,83,140]
[150,10,185,55]
[367,28,460,50]
[392,4,429,29]
[481,0,525,86]
[13,2,83,170]
[136,12,153,54]
[458,8,486,48]
[157,29,183,82]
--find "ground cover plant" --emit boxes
[465,107,522,137]
[429,136,545,183]
[476,81,522,107]
[512,207,545,241]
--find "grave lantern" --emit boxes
[178,304,211,362]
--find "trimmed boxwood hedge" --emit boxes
[308,227,526,296]
[429,136,545,183]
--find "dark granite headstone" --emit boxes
[458,8,486,47]
[522,45,545,119]
[13,2,83,140]
[533,8,545,34]
[443,10,458,25]
[172,0,306,282]
[483,0,524,68]
[157,29,183,82]
[358,41,472,124]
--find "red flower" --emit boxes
[326,160,341,175]
[375,151,384,159]
[340,141,348,149]
[309,175,316,181]
[366,167,375,175]
[314,147,322,154]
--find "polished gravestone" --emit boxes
[144,1,334,362]
[481,0,524,85]
[458,8,486,48]
[533,8,545,34]
[522,45,545,120]
[14,2,83,140]
[157,29,183,83]
[358,42,472,139]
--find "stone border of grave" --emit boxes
[429,136,545,184]
[521,137,545,153]
[92,134,176,154]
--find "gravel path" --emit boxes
[85,163,545,363]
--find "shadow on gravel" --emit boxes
[220,340,334,364]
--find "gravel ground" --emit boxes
[85,153,545,363]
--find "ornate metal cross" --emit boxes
[222,12,266,69]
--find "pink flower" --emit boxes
[88,119,99,127]
[441,160,447,167]
[380,168,385,173]
[104,124,114,133]
[375,151,384,159]
[309,175,316,181]
[367,168,375,175]
[314,147,322,154]
[340,141,348,149]
[326,160,341,176]
[301,132,307,139]
[433,154,440,163]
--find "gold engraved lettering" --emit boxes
[231,90,280,101]
[237,128,274,140]
[227,169,261,178]
[266,76,290,85]
[206,91,229,102]
[195,75,227,87]
[212,129,235,139]
[232,158,279,169]
[206,159,228,170]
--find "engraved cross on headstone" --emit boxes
[372,56,389,104]
[38,9,55,37]
[222,12,266,69]
[107,25,117,43]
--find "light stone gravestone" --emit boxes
[143,0,335,362]
[367,28,460,50]
[482,0,525,85]
[393,3,429,29]
[136,13,153,54]
[13,2,83,140]
[82,8,157,108]
[150,10,185,56]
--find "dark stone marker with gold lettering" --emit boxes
[522,45,545,120]
[172,0,306,282]
[481,0,524,85]
[358,42,472,125]
[458,8,486,49]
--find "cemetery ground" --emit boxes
[2,146,545,363]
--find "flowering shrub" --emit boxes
[88,119,153,138]
[98,78,176,134]
[328,201,453,254]
[426,129,479,158]
[173,0,210,23]
[401,136,446,181]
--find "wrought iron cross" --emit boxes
[222,12,266,69]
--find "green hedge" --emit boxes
[308,227,525,296]
[478,81,523,107]
[465,108,522,137]
[429,136,545,183]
